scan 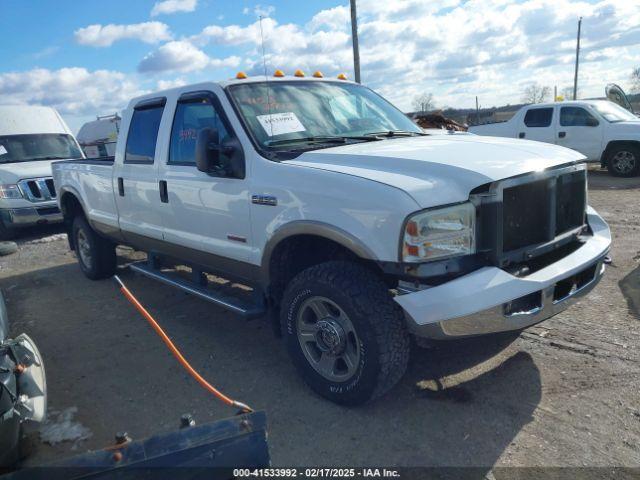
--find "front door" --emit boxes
[157,90,253,276]
[556,106,604,161]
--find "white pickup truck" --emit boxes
[469,100,640,177]
[52,75,611,405]
[0,106,84,239]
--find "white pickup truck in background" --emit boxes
[53,75,611,405]
[0,105,84,239]
[469,100,640,177]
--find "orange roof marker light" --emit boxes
[235,71,248,79]
[313,71,324,78]
[337,73,348,80]
[294,69,305,77]
[274,69,285,77]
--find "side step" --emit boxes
[129,261,266,319]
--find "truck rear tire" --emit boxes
[606,145,640,177]
[72,215,116,280]
[0,220,16,241]
[280,261,410,405]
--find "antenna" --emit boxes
[259,16,274,137]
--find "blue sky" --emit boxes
[1,0,639,132]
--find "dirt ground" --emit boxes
[1,168,639,473]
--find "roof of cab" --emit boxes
[0,105,72,136]
[126,75,356,109]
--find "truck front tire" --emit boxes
[280,261,410,405]
[72,215,116,280]
[606,145,640,177]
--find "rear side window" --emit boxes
[523,108,553,128]
[125,105,164,163]
[169,100,228,165]
[560,107,599,127]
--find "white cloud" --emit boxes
[75,22,172,47]
[0,67,141,116]
[151,0,197,17]
[138,40,240,73]
[157,77,188,90]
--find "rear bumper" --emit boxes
[395,206,611,339]
[0,205,63,229]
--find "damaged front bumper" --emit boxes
[395,206,611,339]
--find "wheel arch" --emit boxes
[58,187,88,250]
[600,140,640,166]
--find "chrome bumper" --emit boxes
[395,206,611,340]
[0,205,63,229]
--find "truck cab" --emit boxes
[469,100,640,177]
[0,106,83,239]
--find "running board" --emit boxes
[129,261,266,319]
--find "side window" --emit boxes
[125,105,164,163]
[560,107,599,127]
[523,108,553,128]
[169,100,228,165]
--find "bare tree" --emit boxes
[521,84,551,104]
[631,67,640,93]
[412,93,435,113]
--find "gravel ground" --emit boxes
[1,168,639,473]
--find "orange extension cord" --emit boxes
[114,275,253,414]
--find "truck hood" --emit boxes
[0,160,58,183]
[610,120,640,135]
[286,135,584,207]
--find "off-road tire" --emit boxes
[0,241,18,256]
[280,261,410,405]
[72,215,116,280]
[606,144,640,177]
[0,219,16,241]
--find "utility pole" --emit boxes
[475,96,480,124]
[350,0,361,83]
[573,17,582,101]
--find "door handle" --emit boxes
[159,180,168,203]
[558,131,566,138]
[518,132,525,139]
[117,177,124,197]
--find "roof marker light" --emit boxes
[313,71,324,78]
[235,71,248,79]
[337,73,348,80]
[294,69,305,77]
[274,69,285,77]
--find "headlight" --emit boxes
[402,202,476,262]
[0,184,23,199]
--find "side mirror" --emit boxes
[195,127,220,174]
[586,117,599,127]
[195,128,245,178]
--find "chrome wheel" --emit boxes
[611,150,637,175]
[296,296,361,382]
[76,229,92,268]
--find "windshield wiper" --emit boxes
[265,135,380,147]
[364,130,427,138]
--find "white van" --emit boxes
[0,105,83,239]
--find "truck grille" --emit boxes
[501,168,586,255]
[17,177,57,203]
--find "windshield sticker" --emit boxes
[257,112,306,137]
[0,145,6,155]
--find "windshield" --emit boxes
[0,134,83,163]
[227,81,423,151]
[592,101,637,123]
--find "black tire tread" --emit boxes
[72,215,116,280]
[282,260,410,403]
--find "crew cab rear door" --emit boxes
[517,106,557,144]
[114,97,166,242]
[156,89,253,268]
